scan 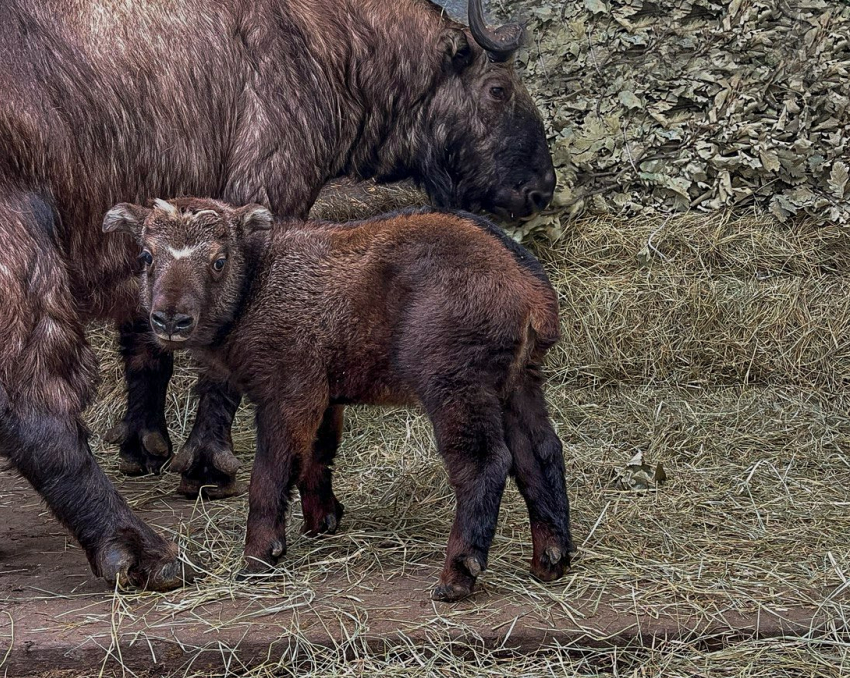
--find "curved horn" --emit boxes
[468,0,523,62]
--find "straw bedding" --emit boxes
[77,197,850,676]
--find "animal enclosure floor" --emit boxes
[0,465,839,676]
[3,207,850,676]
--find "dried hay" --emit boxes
[539,212,850,389]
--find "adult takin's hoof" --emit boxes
[97,530,190,592]
[172,439,243,499]
[300,497,345,537]
[530,544,572,583]
[105,420,172,476]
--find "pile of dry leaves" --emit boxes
[499,0,850,236]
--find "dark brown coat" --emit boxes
[105,198,573,600]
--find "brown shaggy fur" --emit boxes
[104,198,573,601]
[0,0,554,587]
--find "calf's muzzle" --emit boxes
[150,310,196,341]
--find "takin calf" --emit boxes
[103,198,572,600]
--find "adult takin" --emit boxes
[0,0,554,588]
[103,197,573,601]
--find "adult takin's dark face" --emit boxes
[102,199,272,348]
[417,0,556,219]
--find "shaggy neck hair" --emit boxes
[270,0,489,205]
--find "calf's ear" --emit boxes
[238,205,274,235]
[103,203,148,239]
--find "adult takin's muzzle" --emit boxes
[521,169,556,214]
[490,168,556,220]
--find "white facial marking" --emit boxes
[167,244,200,259]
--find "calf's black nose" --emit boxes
[150,311,195,337]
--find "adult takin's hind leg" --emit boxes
[171,377,244,499]
[105,318,174,475]
[504,367,573,582]
[0,196,185,590]
[299,405,345,537]
[426,390,512,602]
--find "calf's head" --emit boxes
[410,0,556,219]
[103,198,271,347]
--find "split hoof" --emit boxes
[236,547,284,581]
[97,532,190,592]
[107,420,173,476]
[174,440,243,500]
[432,581,475,602]
[301,499,345,537]
[531,544,571,583]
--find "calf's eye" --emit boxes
[139,250,153,266]
[489,86,506,100]
[212,257,227,272]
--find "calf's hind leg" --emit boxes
[504,368,573,582]
[0,196,183,590]
[426,391,512,602]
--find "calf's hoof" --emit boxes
[530,544,572,583]
[106,420,172,476]
[432,580,475,602]
[97,529,190,592]
[237,540,286,580]
[301,497,345,537]
[432,556,483,602]
[172,440,243,499]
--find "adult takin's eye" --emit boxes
[489,86,507,101]
[212,257,227,273]
[139,250,153,266]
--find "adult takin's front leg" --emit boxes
[504,368,573,582]
[0,198,184,590]
[106,318,174,475]
[298,405,345,537]
[426,391,512,602]
[171,377,243,499]
[242,400,324,574]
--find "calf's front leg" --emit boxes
[242,401,324,573]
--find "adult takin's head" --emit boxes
[409,0,555,219]
[102,198,270,347]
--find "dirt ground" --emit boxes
[0,470,831,677]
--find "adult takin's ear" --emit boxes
[238,205,274,235]
[441,28,473,73]
[102,203,149,239]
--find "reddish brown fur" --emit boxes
[105,198,573,601]
[1,0,555,586]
